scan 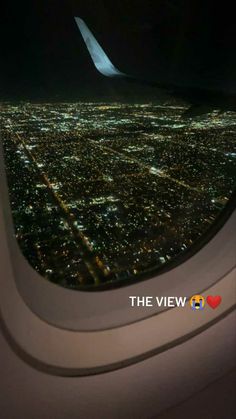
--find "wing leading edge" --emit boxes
[74,17,236,115]
[74,17,127,78]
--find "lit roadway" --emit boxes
[1,106,217,285]
[4,123,110,285]
[89,139,202,193]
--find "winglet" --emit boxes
[74,17,126,78]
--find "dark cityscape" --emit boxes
[1,102,235,288]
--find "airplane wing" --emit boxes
[74,16,174,90]
[74,17,236,116]
[74,17,127,78]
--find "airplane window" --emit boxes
[1,104,236,290]
[1,2,236,290]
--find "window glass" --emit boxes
[1,2,235,289]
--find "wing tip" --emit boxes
[73,16,127,79]
[74,16,83,26]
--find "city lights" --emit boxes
[1,102,236,289]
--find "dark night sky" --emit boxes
[0,0,235,101]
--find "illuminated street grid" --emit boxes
[1,102,236,288]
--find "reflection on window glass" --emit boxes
[1,103,236,288]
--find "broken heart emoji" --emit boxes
[206,295,222,309]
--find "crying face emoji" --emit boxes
[190,295,205,310]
